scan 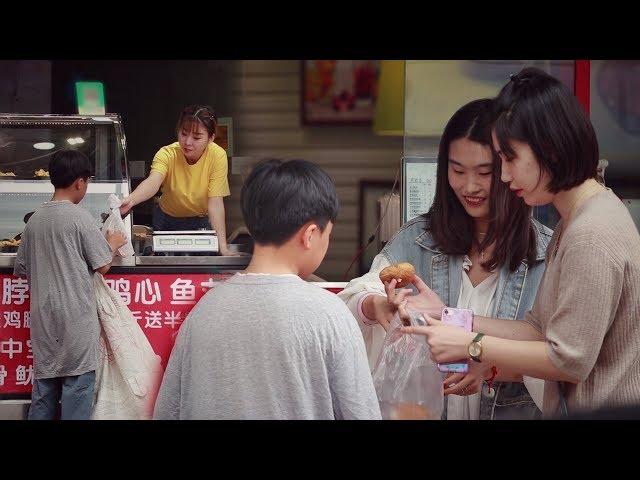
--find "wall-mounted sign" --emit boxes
[75,82,106,115]
[402,156,438,224]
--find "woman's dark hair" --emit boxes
[177,105,217,137]
[48,149,93,189]
[492,67,599,193]
[426,98,537,271]
[241,159,339,246]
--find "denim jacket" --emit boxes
[341,215,553,420]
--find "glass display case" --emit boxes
[0,114,131,252]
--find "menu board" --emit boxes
[402,157,438,224]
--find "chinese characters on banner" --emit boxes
[0,274,231,395]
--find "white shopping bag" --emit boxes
[93,273,164,419]
[101,194,134,257]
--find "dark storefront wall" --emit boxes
[51,60,234,225]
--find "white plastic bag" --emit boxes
[101,194,134,257]
[92,273,164,419]
[372,309,444,420]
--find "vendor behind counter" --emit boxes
[119,105,238,256]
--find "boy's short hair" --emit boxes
[241,159,339,246]
[49,149,93,189]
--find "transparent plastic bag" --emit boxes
[372,309,444,420]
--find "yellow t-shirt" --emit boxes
[151,142,230,217]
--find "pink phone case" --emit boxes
[437,307,474,373]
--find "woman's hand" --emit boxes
[119,197,134,216]
[359,280,412,331]
[403,274,446,320]
[443,362,493,396]
[384,278,414,317]
[399,305,475,363]
[363,272,446,331]
[399,304,488,396]
[119,172,164,217]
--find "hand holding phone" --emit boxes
[437,307,473,373]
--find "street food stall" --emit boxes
[0,113,344,405]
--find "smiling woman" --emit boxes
[447,139,493,217]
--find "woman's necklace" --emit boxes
[477,232,487,262]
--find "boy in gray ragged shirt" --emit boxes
[14,149,126,420]
[154,159,381,420]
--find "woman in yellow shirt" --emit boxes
[120,105,236,256]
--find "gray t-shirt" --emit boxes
[153,273,381,420]
[14,200,113,379]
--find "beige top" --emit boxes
[525,189,640,415]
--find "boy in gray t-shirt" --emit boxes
[154,159,381,420]
[14,150,126,420]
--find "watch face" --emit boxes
[469,342,482,358]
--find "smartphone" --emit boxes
[437,307,474,373]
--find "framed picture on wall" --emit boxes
[301,60,380,125]
[214,117,233,157]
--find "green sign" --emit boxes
[75,81,106,115]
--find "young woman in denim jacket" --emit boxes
[339,99,552,420]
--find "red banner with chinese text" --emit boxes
[0,273,232,396]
